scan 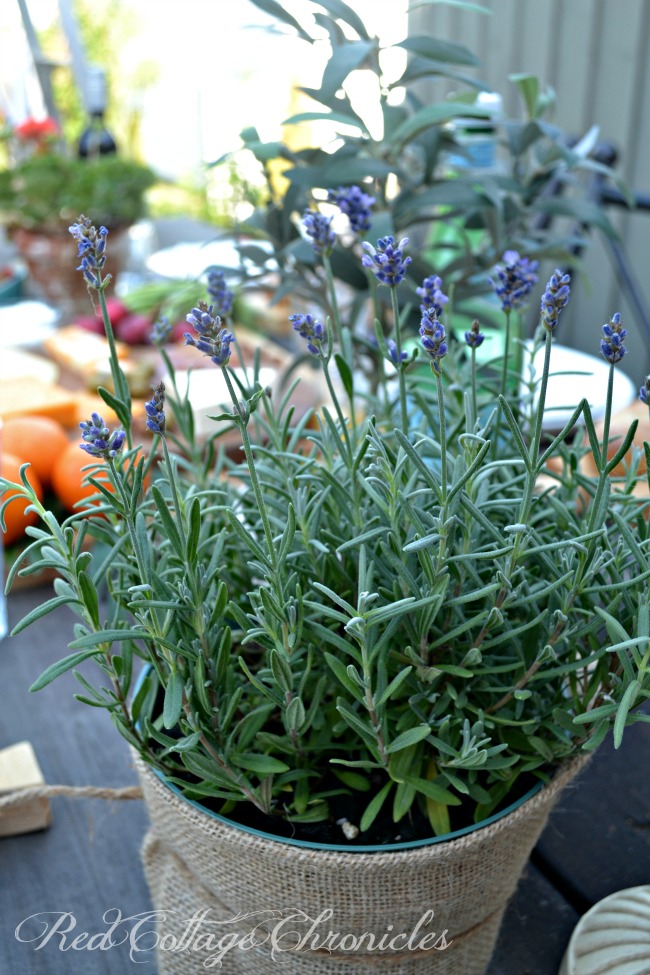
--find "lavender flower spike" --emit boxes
[302,210,336,257]
[327,185,375,234]
[289,313,326,358]
[600,312,627,364]
[419,309,447,374]
[79,412,126,459]
[206,268,234,318]
[69,215,109,290]
[362,236,412,288]
[144,382,166,435]
[184,300,234,367]
[492,250,539,312]
[150,315,173,346]
[465,319,485,349]
[540,269,571,333]
[416,275,449,317]
[639,376,650,408]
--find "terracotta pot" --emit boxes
[11,225,130,320]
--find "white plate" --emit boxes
[145,240,243,279]
[522,342,637,431]
[0,301,59,348]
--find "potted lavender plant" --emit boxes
[2,212,649,975]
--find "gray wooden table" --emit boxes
[1,586,648,974]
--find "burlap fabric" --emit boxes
[137,754,587,975]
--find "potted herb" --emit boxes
[0,117,155,316]
[2,213,649,975]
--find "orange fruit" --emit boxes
[51,440,113,513]
[2,415,70,489]
[0,452,44,545]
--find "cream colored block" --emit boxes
[0,741,51,836]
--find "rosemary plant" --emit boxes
[2,213,649,841]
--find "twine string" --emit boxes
[0,784,143,809]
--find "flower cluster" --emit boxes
[302,210,336,257]
[419,309,447,373]
[289,313,326,357]
[68,215,109,290]
[465,319,485,349]
[145,382,166,435]
[416,275,449,317]
[362,236,412,288]
[79,412,125,459]
[492,250,539,312]
[640,376,650,408]
[206,268,234,318]
[600,312,627,364]
[540,269,571,333]
[327,185,375,234]
[184,301,234,367]
[150,315,174,346]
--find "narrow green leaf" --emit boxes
[11,595,78,636]
[77,571,100,629]
[498,396,532,471]
[152,485,184,560]
[231,753,290,775]
[405,776,461,806]
[69,628,145,649]
[360,781,392,832]
[386,724,431,754]
[397,35,479,67]
[246,0,314,43]
[613,679,641,748]
[30,648,104,691]
[186,496,201,564]
[604,419,639,475]
[163,669,184,729]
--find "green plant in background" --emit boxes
[211,0,628,344]
[2,212,649,841]
[0,152,156,232]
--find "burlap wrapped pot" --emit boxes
[136,754,587,975]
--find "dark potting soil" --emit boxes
[178,764,547,848]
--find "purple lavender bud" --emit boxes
[419,309,447,374]
[362,236,412,288]
[184,300,233,367]
[289,313,326,358]
[206,268,234,318]
[465,319,485,349]
[639,376,650,407]
[540,269,571,333]
[144,382,166,435]
[302,210,336,257]
[79,412,126,460]
[150,316,173,346]
[69,216,109,290]
[416,275,449,317]
[327,185,375,234]
[386,339,408,366]
[491,250,539,312]
[600,312,627,364]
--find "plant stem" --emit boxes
[390,287,409,435]
[323,254,343,348]
[222,367,280,581]
[491,308,512,460]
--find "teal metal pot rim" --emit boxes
[134,664,544,853]
[151,765,544,853]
